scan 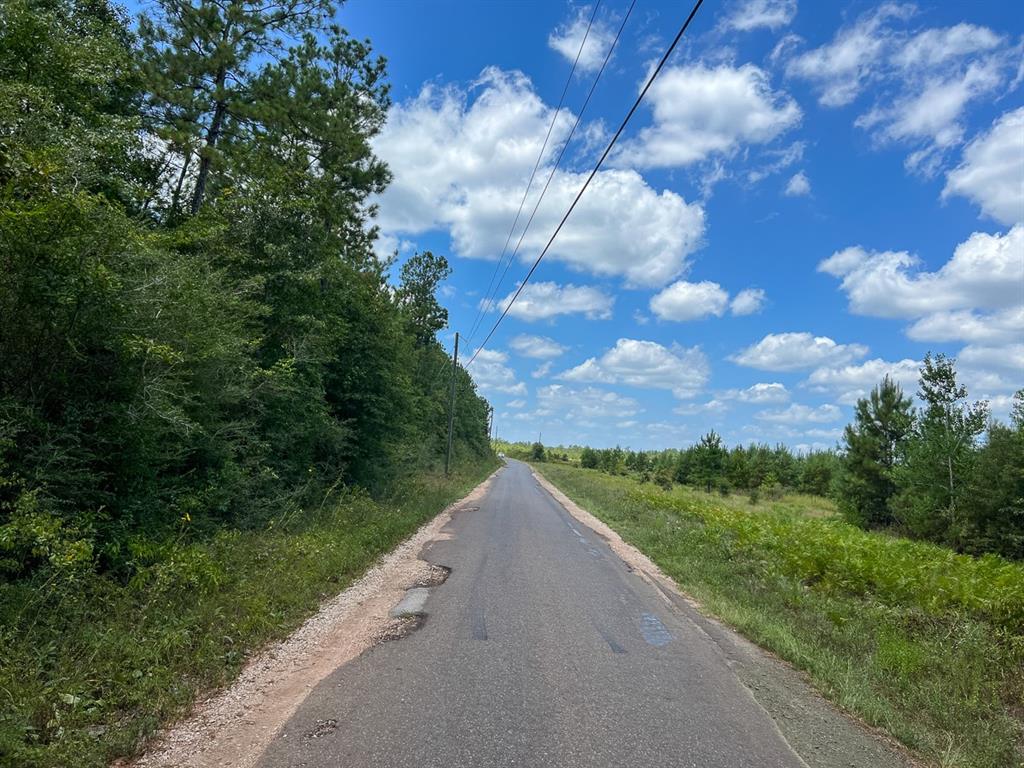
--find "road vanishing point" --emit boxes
[255,459,913,768]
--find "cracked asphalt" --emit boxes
[254,459,913,768]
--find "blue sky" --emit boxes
[342,0,1023,451]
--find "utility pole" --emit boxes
[444,332,459,476]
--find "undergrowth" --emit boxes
[0,458,497,768]
[535,463,1024,768]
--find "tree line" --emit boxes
[0,0,492,582]
[529,354,1023,558]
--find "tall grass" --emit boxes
[536,463,1024,768]
[0,459,497,768]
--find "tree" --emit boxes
[892,354,987,547]
[397,251,452,347]
[530,442,546,462]
[139,0,335,216]
[836,376,914,528]
[580,447,599,469]
[691,431,726,493]
[963,389,1024,557]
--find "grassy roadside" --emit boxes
[533,462,1024,768]
[0,458,498,768]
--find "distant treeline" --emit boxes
[0,0,492,582]
[514,355,1024,559]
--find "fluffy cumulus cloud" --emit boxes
[649,280,728,320]
[944,107,1024,226]
[805,358,921,405]
[720,382,790,403]
[906,307,1024,345]
[819,225,1024,318]
[548,9,616,73]
[784,171,811,196]
[674,399,729,416]
[784,8,1018,174]
[615,63,801,169]
[650,281,766,321]
[489,281,613,321]
[731,332,868,371]
[730,288,767,315]
[372,68,705,288]
[723,0,797,32]
[533,385,641,425]
[559,338,710,399]
[756,403,843,424]
[466,349,526,396]
[509,334,567,359]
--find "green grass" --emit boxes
[534,463,1024,768]
[0,458,497,768]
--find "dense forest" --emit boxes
[0,0,493,583]
[524,357,1024,559]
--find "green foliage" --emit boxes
[530,441,546,462]
[837,376,914,528]
[537,463,1024,768]
[0,2,496,761]
[892,354,989,548]
[0,459,497,768]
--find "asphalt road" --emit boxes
[254,460,888,768]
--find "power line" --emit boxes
[464,1,602,344]
[467,0,706,368]
[482,0,636,335]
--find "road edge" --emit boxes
[128,466,502,768]
[530,464,924,768]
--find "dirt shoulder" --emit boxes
[532,466,923,768]
[127,469,500,768]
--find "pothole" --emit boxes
[305,718,337,739]
[413,564,451,588]
[374,614,425,644]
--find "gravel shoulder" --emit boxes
[127,470,499,768]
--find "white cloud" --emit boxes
[944,107,1024,226]
[559,338,710,398]
[805,358,920,405]
[649,280,729,321]
[720,382,790,403]
[466,349,527,396]
[615,63,800,169]
[535,384,641,422]
[507,399,526,409]
[372,68,705,288]
[509,334,567,359]
[723,0,796,32]
[732,332,868,371]
[785,3,914,107]
[907,306,1024,345]
[532,361,553,379]
[819,225,1024,318]
[488,281,613,321]
[756,403,843,424]
[548,10,616,74]
[959,344,1024,376]
[730,287,767,315]
[673,399,730,416]
[784,171,811,196]
[785,9,1018,174]
[650,281,766,321]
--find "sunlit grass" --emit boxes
[535,462,1024,768]
[0,458,498,768]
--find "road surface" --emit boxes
[255,459,909,768]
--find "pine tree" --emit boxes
[836,376,913,528]
[892,354,988,547]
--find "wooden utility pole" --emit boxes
[444,332,459,476]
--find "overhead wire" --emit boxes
[481,0,636,340]
[467,0,706,368]
[463,1,603,345]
